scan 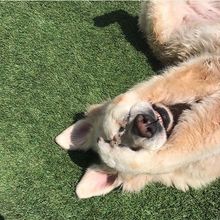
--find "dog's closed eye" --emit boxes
[130,146,143,151]
[119,126,126,137]
[119,127,125,133]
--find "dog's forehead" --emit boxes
[106,95,148,120]
[103,102,132,137]
[101,91,155,139]
[131,101,152,110]
[103,103,129,138]
[129,102,153,117]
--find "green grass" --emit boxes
[1,2,219,220]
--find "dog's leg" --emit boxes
[115,56,220,106]
[155,153,220,191]
[109,56,220,131]
[120,152,220,192]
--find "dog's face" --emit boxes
[101,101,174,152]
[95,99,181,174]
[55,97,190,198]
[55,97,173,152]
[56,95,190,168]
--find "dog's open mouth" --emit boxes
[153,103,192,137]
[152,104,171,131]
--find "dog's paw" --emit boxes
[97,137,112,150]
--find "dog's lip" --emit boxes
[152,104,170,131]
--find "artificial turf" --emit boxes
[1,2,219,220]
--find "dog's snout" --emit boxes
[133,114,157,138]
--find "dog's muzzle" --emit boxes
[132,113,159,138]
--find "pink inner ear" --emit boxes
[71,120,92,146]
[85,170,117,189]
[76,168,120,199]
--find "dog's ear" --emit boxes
[76,166,121,199]
[55,119,93,151]
[55,103,108,151]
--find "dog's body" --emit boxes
[139,0,220,63]
[56,0,220,198]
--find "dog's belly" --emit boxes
[139,0,220,62]
[181,0,220,23]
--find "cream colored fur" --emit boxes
[139,0,220,63]
[56,0,220,198]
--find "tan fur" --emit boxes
[98,57,220,176]
[122,154,220,193]
[139,0,220,63]
[128,56,220,104]
[56,0,220,198]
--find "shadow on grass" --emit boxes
[0,214,5,220]
[93,10,163,72]
[67,10,163,169]
[68,149,100,170]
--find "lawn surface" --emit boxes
[1,2,219,220]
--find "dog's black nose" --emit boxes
[133,114,157,138]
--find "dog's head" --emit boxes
[102,101,174,152]
[55,97,190,198]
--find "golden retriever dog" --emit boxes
[56,0,220,199]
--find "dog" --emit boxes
[56,0,220,198]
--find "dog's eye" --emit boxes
[119,127,125,133]
[130,146,142,151]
